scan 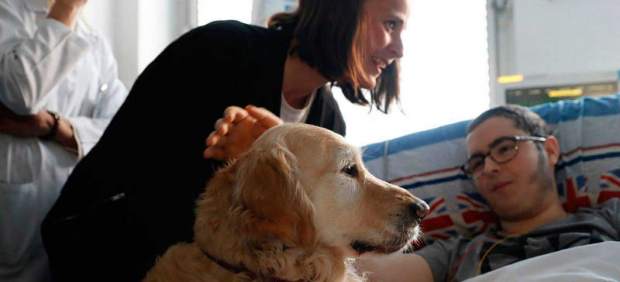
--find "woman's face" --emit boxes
[359,0,409,89]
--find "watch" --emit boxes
[40,110,60,140]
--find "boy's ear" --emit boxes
[544,135,561,166]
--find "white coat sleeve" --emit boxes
[0,1,90,115]
[65,34,128,158]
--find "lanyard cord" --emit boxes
[475,233,522,276]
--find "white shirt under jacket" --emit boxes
[0,0,127,281]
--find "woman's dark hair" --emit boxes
[268,0,400,113]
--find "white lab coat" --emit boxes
[0,0,127,281]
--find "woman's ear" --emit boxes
[233,144,316,247]
[544,135,561,166]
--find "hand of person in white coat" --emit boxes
[0,102,77,148]
[47,0,88,28]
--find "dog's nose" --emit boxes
[409,200,430,220]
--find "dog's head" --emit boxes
[199,123,427,252]
[194,124,428,279]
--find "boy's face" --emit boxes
[466,117,557,221]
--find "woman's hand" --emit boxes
[203,105,282,161]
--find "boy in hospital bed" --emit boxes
[358,105,620,282]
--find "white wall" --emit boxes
[81,0,191,90]
[488,0,620,105]
[84,0,348,92]
[251,0,297,26]
[138,0,194,71]
[198,0,252,24]
[81,1,113,41]
[514,0,620,76]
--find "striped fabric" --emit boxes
[362,93,620,246]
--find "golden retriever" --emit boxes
[144,123,429,282]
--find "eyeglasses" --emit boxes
[461,135,547,178]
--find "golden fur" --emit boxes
[144,124,428,282]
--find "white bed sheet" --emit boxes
[464,241,620,282]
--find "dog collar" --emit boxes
[199,248,292,281]
[199,248,250,275]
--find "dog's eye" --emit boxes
[342,164,358,177]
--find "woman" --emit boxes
[42,0,410,281]
[204,0,407,160]
[0,0,127,281]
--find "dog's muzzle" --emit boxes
[409,200,430,223]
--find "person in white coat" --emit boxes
[0,0,127,281]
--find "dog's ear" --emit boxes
[233,144,316,247]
